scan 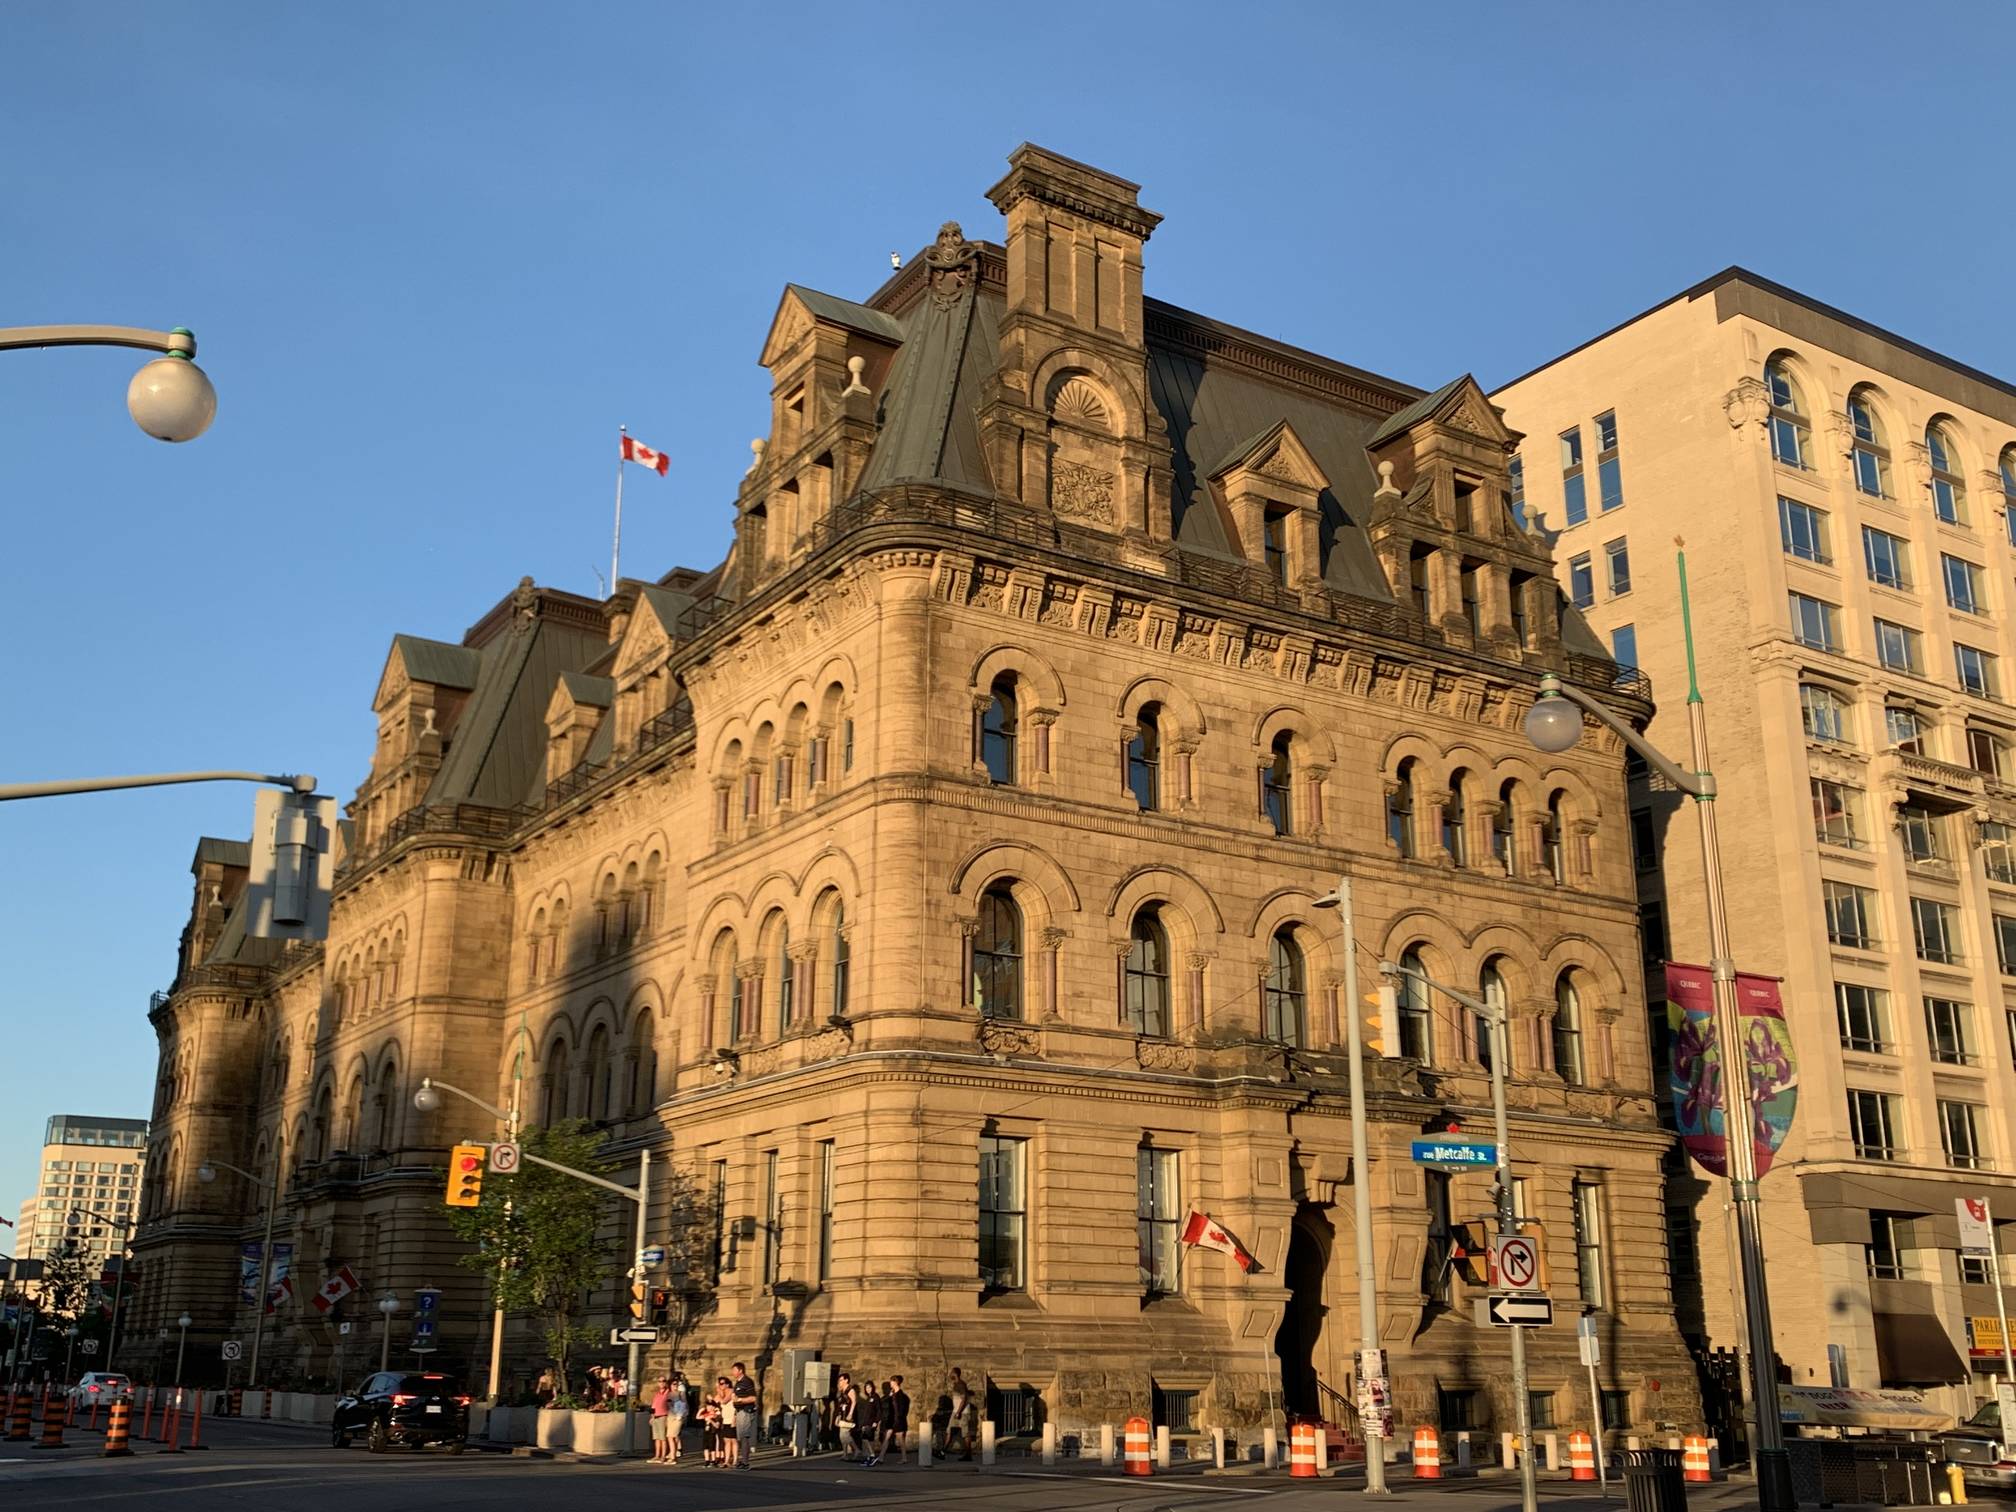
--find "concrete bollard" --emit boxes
[1501,1431,1515,1467]
[1100,1423,1115,1465]
[980,1420,996,1466]
[1155,1424,1170,1468]
[1544,1432,1560,1469]
[1667,1433,1682,1452]
[1315,1427,1329,1473]
[1456,1431,1473,1469]
[1212,1426,1226,1468]
[1264,1425,1279,1468]
[917,1423,932,1468]
[1041,1422,1056,1466]
[1709,1438,1723,1474]
[1627,1435,1642,1452]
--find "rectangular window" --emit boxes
[1262,509,1290,585]
[1925,996,1975,1064]
[1571,1180,1606,1309]
[1996,916,2016,975]
[1802,683,1851,743]
[1612,623,1637,668]
[1790,592,1840,651]
[1424,1170,1453,1304]
[816,1139,834,1282]
[1912,897,1960,964]
[1866,1211,1905,1277]
[1963,1255,1994,1285]
[2007,1008,2016,1071]
[1640,901,1669,964]
[1596,410,1624,512]
[1560,428,1587,526]
[1985,821,2016,884]
[1898,802,1943,862]
[1874,618,1923,675]
[1438,1387,1478,1433]
[1605,537,1631,595]
[1780,497,1831,564]
[979,1133,1027,1291]
[1944,554,1987,615]
[1629,808,1658,873]
[1848,1090,1899,1161]
[1529,1392,1558,1430]
[1508,456,1526,528]
[1885,706,1926,754]
[1940,1100,1989,1170]
[1968,728,2007,778]
[761,1149,781,1285]
[1812,778,1863,848]
[1824,880,1878,948]
[1862,527,1910,590]
[1137,1146,1180,1294]
[1957,644,1999,699]
[710,1159,728,1282]
[1836,982,1891,1053]
[1601,1391,1632,1432]
[843,718,855,771]
[1568,553,1594,609]
[1398,971,1434,1061]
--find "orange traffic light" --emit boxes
[445,1144,487,1207]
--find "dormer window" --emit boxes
[1453,479,1477,534]
[1262,507,1291,585]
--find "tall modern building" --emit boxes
[136,145,1698,1438]
[18,1116,149,1281]
[1497,270,2016,1419]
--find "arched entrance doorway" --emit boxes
[1274,1208,1330,1418]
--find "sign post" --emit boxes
[1959,1198,2015,1385]
[1578,1316,1607,1494]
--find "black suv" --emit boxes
[332,1371,470,1452]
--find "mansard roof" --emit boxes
[192,837,249,869]
[388,635,481,690]
[855,284,1001,497]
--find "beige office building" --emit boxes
[18,1116,149,1279]
[1497,270,2016,1418]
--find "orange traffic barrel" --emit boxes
[1413,1425,1441,1479]
[1568,1429,1596,1481]
[1683,1434,1711,1483]
[1123,1415,1153,1476]
[1290,1421,1319,1477]
[36,1388,65,1448]
[104,1400,132,1457]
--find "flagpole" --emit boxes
[611,425,627,595]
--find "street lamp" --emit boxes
[198,1158,281,1389]
[1311,874,1388,1494]
[68,1203,136,1375]
[174,1314,192,1388]
[63,1324,79,1386]
[377,1293,400,1372]
[0,324,216,441]
[1523,549,1792,1512]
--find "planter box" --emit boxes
[571,1410,632,1455]
[535,1407,572,1450]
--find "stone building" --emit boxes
[133,145,1696,1439]
[1496,270,2016,1419]
[12,1114,148,1302]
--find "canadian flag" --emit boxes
[311,1265,361,1314]
[620,434,671,476]
[264,1276,293,1315]
[1180,1210,1256,1272]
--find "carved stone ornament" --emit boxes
[512,575,539,633]
[1255,448,1303,484]
[978,1020,1040,1057]
[802,1025,851,1063]
[1136,1038,1194,1072]
[1053,460,1115,523]
[1722,377,1770,432]
[1049,377,1110,430]
[740,1046,782,1079]
[925,221,979,308]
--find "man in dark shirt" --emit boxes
[731,1361,760,1466]
[877,1374,911,1465]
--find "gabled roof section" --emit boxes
[761,284,906,367]
[1204,419,1331,494]
[1366,374,1511,449]
[613,583,695,681]
[200,892,286,969]
[193,837,249,870]
[373,635,482,710]
[555,671,613,709]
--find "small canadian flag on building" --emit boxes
[620,433,671,476]
[311,1265,361,1314]
[264,1276,293,1315]
[1180,1210,1256,1271]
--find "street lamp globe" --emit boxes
[196,1162,218,1185]
[176,1314,192,1330]
[412,1085,441,1113]
[126,346,216,442]
[377,1293,399,1318]
[1524,693,1583,754]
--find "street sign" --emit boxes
[1492,1234,1541,1292]
[1578,1314,1601,1367]
[489,1141,520,1175]
[610,1326,660,1345]
[1478,1293,1554,1328]
[79,1338,98,1355]
[221,1341,243,1362]
[639,1245,667,1267]
[1410,1139,1497,1169]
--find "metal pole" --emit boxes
[1988,1198,2014,1384]
[250,1170,277,1387]
[611,426,627,592]
[0,324,196,355]
[1334,875,1388,1493]
[486,1088,519,1405]
[1486,1008,1539,1512]
[174,1324,187,1387]
[0,770,314,802]
[105,1241,127,1374]
[624,1149,650,1458]
[1585,1354,1608,1496]
[380,1306,392,1372]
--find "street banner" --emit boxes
[1665,962,1799,1178]
[239,1242,263,1304]
[1959,1198,1995,1258]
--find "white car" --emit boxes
[68,1372,133,1405]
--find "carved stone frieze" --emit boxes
[1136,1038,1194,1072]
[978,1020,1041,1057]
[1052,460,1116,524]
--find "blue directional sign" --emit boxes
[1411,1140,1497,1168]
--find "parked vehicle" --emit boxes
[331,1371,470,1452]
[67,1372,133,1405]
[1938,1399,2016,1490]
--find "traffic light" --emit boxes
[629,1282,648,1325]
[245,788,336,941]
[445,1144,487,1207]
[649,1288,670,1325]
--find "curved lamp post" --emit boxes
[68,1203,137,1376]
[174,1313,192,1388]
[198,1159,281,1388]
[377,1293,400,1372]
[1523,544,1791,1512]
[0,325,216,441]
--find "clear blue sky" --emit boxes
[5,2,2011,1224]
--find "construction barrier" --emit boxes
[1413,1425,1442,1480]
[87,1399,100,1432]
[6,1389,30,1441]
[65,1394,76,1427]
[37,1388,65,1449]
[1289,1421,1318,1478]
[1122,1415,1153,1477]
[187,1391,206,1450]
[261,1388,272,1420]
[104,1400,132,1457]
[227,1388,243,1418]
[1683,1434,1710,1483]
[160,1389,183,1454]
[1568,1430,1597,1482]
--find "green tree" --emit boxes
[443,1121,612,1394]
[37,1245,91,1327]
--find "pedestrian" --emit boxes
[877,1375,911,1465]
[714,1376,739,1468]
[946,1372,975,1461]
[730,1360,760,1468]
[649,1375,675,1464]
[833,1371,858,1459]
[666,1372,689,1464]
[699,1395,721,1466]
[853,1379,880,1463]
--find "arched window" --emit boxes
[830,902,850,1018]
[1928,422,1967,525]
[1554,971,1586,1084]
[1387,761,1416,858]
[1492,780,1517,875]
[1128,704,1162,811]
[1800,682,1851,744]
[543,1038,571,1126]
[1263,929,1305,1047]
[341,1078,363,1152]
[1765,357,1809,468]
[1543,793,1566,883]
[1397,947,1433,1062]
[584,1024,612,1122]
[1847,390,1890,498]
[724,940,746,1042]
[981,676,1018,784]
[1478,960,1508,1073]
[1124,908,1172,1037]
[973,886,1022,1019]
[775,922,794,1031]
[1262,733,1292,835]
[375,1062,399,1149]
[1443,772,1469,866]
[628,1009,656,1115]
[312,1085,333,1161]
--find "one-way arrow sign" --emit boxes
[1476,1293,1554,1328]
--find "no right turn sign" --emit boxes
[1492,1233,1541,1292]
